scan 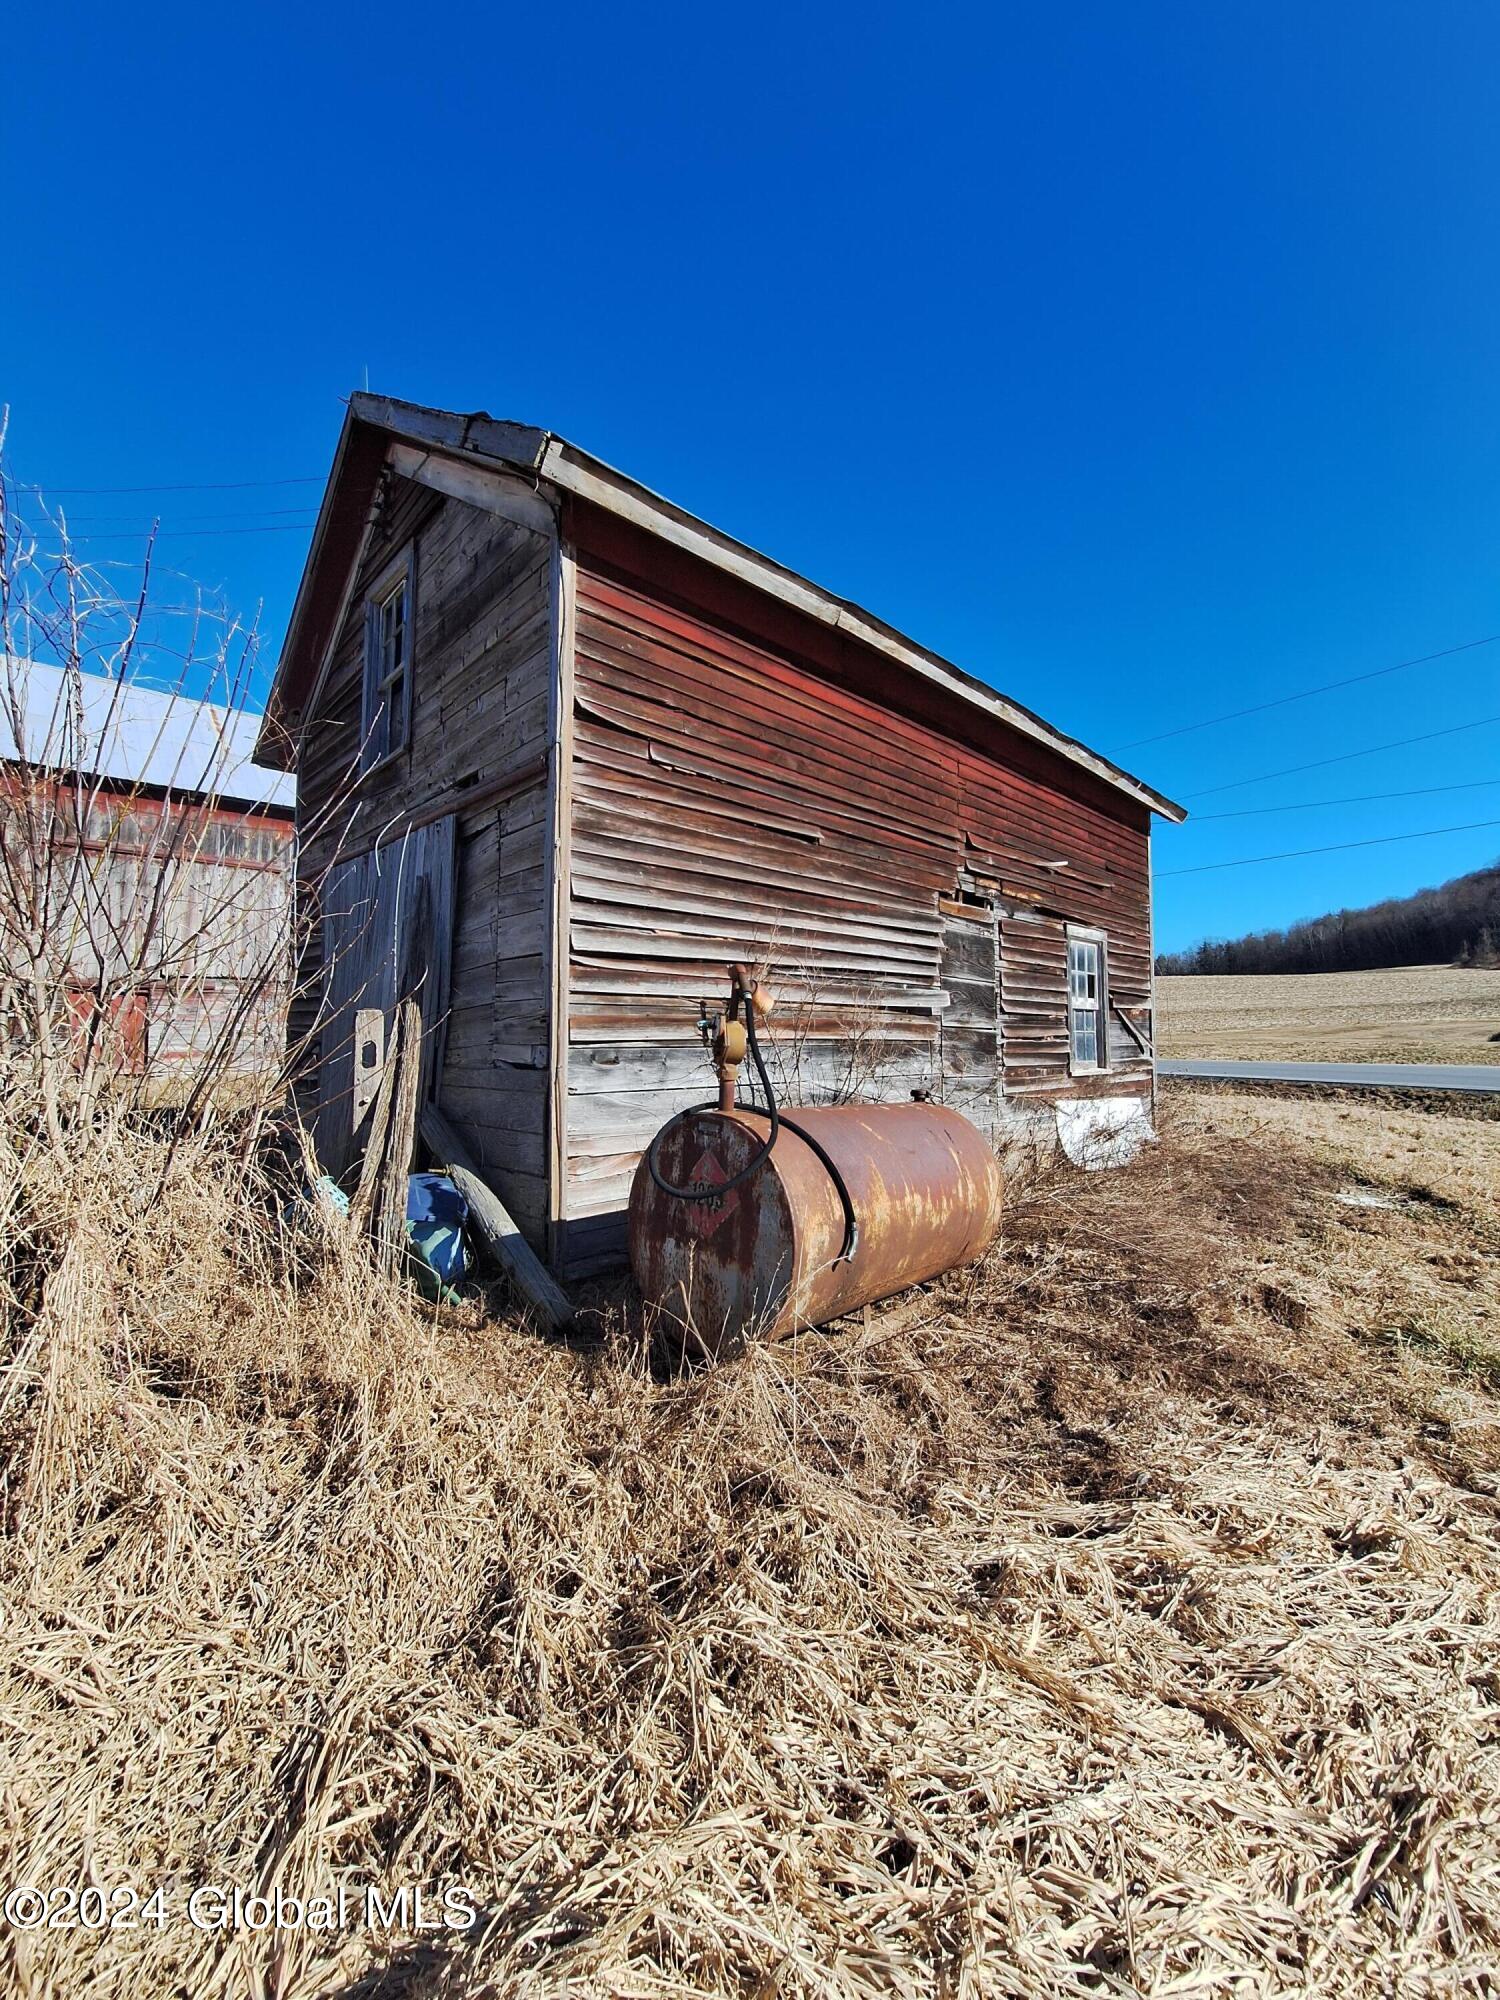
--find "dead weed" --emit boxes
[1,1096,1498,1998]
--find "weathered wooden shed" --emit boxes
[257,395,1185,1278]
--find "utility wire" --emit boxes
[10,475,322,495]
[1120,635,1500,751]
[1192,777,1500,820]
[57,506,319,525]
[1158,818,1500,877]
[43,525,315,541]
[1185,714,1500,799]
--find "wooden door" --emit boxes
[314,815,456,1175]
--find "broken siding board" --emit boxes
[568,870,944,952]
[570,804,934,904]
[570,831,943,920]
[570,912,939,977]
[576,761,1136,906]
[580,616,1141,875]
[576,744,956,871]
[569,925,938,972]
[572,732,957,871]
[576,844,952,936]
[573,661,963,837]
[564,554,1157,1270]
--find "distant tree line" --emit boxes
[1156,858,1500,976]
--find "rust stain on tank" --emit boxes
[629,1101,1003,1360]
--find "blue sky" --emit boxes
[5,2,1498,955]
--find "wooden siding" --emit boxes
[291,469,557,1235]
[314,815,455,1173]
[560,560,1154,1275]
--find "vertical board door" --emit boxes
[315,814,456,1174]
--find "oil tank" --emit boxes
[628,1101,1003,1359]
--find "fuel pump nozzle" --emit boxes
[712,964,774,1110]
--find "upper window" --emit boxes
[361,549,414,770]
[1067,929,1107,1073]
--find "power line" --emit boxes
[1186,714,1500,799]
[1120,635,1500,751]
[1192,777,1500,820]
[9,475,322,495]
[58,506,319,525]
[43,525,315,541]
[1158,818,1500,877]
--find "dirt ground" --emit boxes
[1166,1082,1500,1381]
[1157,962,1500,1065]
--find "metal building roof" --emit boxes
[1,661,296,811]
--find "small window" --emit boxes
[361,549,414,770]
[1067,930,1107,1073]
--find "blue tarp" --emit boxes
[405,1171,471,1298]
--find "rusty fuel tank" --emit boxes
[628,1100,1003,1359]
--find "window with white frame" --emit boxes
[361,549,414,770]
[1066,929,1107,1073]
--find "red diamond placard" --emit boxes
[682,1149,741,1239]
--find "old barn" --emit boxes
[3,663,294,1078]
[258,395,1185,1278]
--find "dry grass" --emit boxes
[1157,963,1500,1065]
[2,1093,1499,1998]
[1171,1084,1500,1385]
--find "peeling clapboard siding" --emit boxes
[558,553,1155,1275]
[291,469,557,1234]
[292,464,1158,1279]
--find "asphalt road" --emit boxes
[1159,1058,1500,1095]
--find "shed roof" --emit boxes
[261,394,1186,822]
[1,661,295,811]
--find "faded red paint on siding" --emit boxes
[561,540,1154,1272]
[3,776,293,1075]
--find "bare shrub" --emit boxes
[0,427,306,1157]
[752,944,931,1107]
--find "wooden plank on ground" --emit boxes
[421,1102,573,1333]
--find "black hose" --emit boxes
[644,998,860,1266]
[645,992,780,1200]
[762,1111,860,1266]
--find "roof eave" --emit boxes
[254,406,357,768]
[259,396,1187,824]
[537,435,1187,824]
